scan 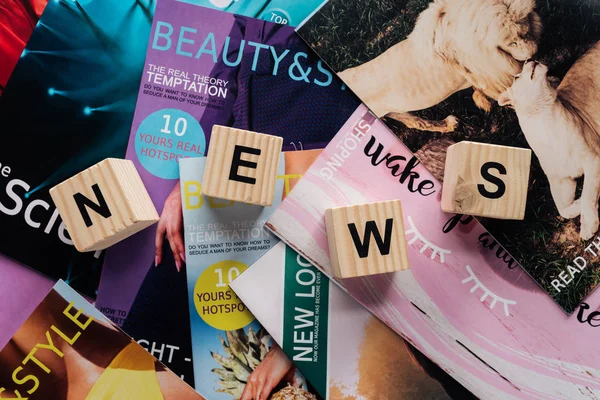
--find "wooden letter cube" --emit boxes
[50,158,159,252]
[441,141,531,220]
[202,126,283,206]
[325,200,410,278]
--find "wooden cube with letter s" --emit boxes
[325,200,410,278]
[202,125,283,206]
[441,141,532,220]
[49,159,159,252]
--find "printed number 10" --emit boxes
[160,114,187,136]
[215,267,240,288]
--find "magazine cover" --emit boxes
[0,0,47,95]
[231,241,476,400]
[297,0,600,313]
[0,255,53,349]
[0,0,320,298]
[180,0,328,27]
[95,1,360,388]
[0,280,205,399]
[266,104,600,398]
[180,151,322,399]
[0,0,155,297]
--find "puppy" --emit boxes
[499,46,600,240]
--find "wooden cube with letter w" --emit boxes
[325,200,410,278]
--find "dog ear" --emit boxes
[497,89,513,107]
[502,0,535,20]
[528,11,544,41]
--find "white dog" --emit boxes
[339,0,542,132]
[498,46,600,240]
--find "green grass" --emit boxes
[300,0,600,313]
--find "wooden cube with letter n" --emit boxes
[50,158,159,252]
[325,200,410,278]
[441,141,531,220]
[202,125,283,206]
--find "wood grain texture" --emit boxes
[49,158,158,252]
[441,141,531,220]
[202,125,283,206]
[325,200,410,278]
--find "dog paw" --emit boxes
[473,91,492,113]
[580,229,595,241]
[444,116,459,132]
[559,200,581,219]
[580,215,599,241]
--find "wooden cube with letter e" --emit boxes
[50,158,159,252]
[202,125,283,206]
[441,141,531,220]
[325,200,410,278]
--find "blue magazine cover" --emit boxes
[179,153,322,399]
[180,0,328,27]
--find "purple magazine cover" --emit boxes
[0,256,53,349]
[96,3,360,386]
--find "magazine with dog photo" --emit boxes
[297,0,600,313]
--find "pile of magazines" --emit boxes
[2,0,600,399]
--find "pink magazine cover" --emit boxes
[267,104,600,398]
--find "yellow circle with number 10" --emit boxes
[193,260,255,330]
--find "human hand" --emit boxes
[240,344,294,400]
[155,183,185,272]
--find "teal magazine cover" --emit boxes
[179,0,328,27]
[179,153,322,399]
